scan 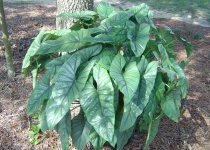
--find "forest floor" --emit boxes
[0,1,210,150]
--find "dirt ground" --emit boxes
[0,2,210,150]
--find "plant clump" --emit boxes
[22,2,192,150]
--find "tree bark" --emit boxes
[0,0,15,79]
[56,0,94,29]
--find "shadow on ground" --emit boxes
[0,2,210,150]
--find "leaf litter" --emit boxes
[0,2,210,150]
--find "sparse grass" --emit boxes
[127,0,210,19]
[204,65,208,73]
[186,29,194,35]
[193,33,204,40]
[173,28,182,34]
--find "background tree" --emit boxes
[0,0,15,79]
[56,0,94,29]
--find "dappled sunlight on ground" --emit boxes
[0,2,210,150]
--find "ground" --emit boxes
[0,1,210,150]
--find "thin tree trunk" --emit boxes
[0,0,15,79]
[56,0,94,29]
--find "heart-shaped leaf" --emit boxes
[46,55,95,129]
[128,23,150,57]
[161,87,181,122]
[22,27,45,75]
[110,53,140,101]
[55,111,71,150]
[97,2,115,18]
[27,67,55,115]
[89,128,106,150]
[80,65,115,144]
[71,110,92,150]
[36,28,102,54]
[131,3,149,23]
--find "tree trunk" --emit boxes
[56,0,94,29]
[0,0,15,79]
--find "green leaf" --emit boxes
[97,2,115,18]
[39,101,49,132]
[36,28,102,55]
[110,53,140,100]
[137,55,148,75]
[91,48,115,62]
[46,55,95,129]
[128,23,150,57]
[131,3,149,23]
[179,60,190,69]
[55,111,71,150]
[119,96,142,132]
[75,44,102,62]
[170,58,188,98]
[46,54,71,72]
[31,125,40,132]
[138,61,158,107]
[155,74,165,101]
[143,89,157,123]
[157,29,175,55]
[46,44,102,72]
[161,87,181,122]
[175,34,192,57]
[27,67,55,115]
[80,65,115,144]
[44,29,72,40]
[117,125,135,150]
[22,27,45,75]
[28,131,35,137]
[84,34,127,44]
[143,73,165,123]
[31,64,40,89]
[158,44,177,81]
[99,11,132,35]
[144,113,163,150]
[89,128,106,150]
[145,10,156,30]
[71,110,92,150]
[57,10,96,20]
[98,55,114,70]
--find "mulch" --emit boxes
[0,2,210,150]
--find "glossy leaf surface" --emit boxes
[22,27,45,75]
[144,113,162,150]
[27,67,55,115]
[97,2,115,18]
[39,102,48,132]
[36,28,102,54]
[71,110,92,150]
[138,61,158,107]
[46,56,95,129]
[80,65,115,144]
[131,3,149,23]
[89,128,106,150]
[128,23,150,57]
[117,125,135,150]
[55,111,71,150]
[161,87,181,122]
[110,53,140,100]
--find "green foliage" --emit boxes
[28,112,41,145]
[193,33,204,40]
[22,2,192,149]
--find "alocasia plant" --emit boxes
[22,2,192,150]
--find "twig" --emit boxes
[70,104,81,111]
[5,114,19,117]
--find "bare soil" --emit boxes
[0,2,210,150]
